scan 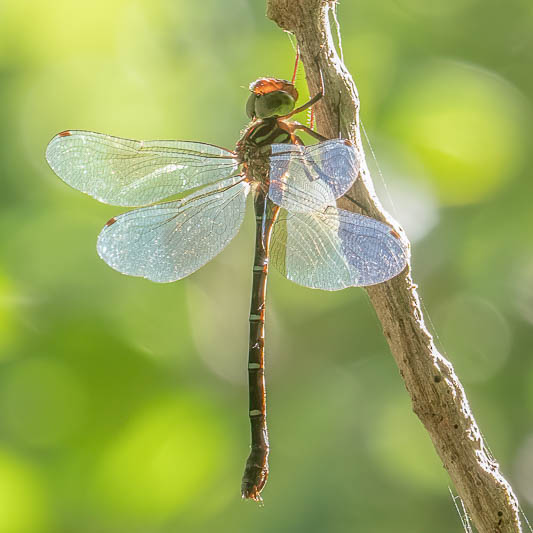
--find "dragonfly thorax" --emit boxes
[236,117,292,189]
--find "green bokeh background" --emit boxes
[1,1,532,532]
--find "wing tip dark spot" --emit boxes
[105,217,117,227]
[390,229,401,240]
[58,130,72,137]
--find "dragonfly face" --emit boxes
[45,77,408,502]
[246,78,298,119]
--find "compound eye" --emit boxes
[254,91,295,119]
[246,93,257,119]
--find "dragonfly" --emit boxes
[45,76,407,502]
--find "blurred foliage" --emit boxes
[0,0,532,532]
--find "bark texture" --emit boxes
[266,1,522,532]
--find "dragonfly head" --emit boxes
[246,78,298,119]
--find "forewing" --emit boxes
[46,130,239,206]
[271,206,407,290]
[268,139,360,212]
[97,177,250,282]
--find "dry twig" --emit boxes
[266,1,522,531]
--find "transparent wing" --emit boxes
[271,206,407,290]
[267,139,360,212]
[46,130,239,206]
[97,177,250,283]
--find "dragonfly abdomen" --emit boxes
[241,186,281,501]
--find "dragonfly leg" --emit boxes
[291,45,300,85]
[279,69,324,120]
[279,90,323,120]
[291,122,328,142]
[277,119,326,143]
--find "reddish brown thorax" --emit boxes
[249,78,298,101]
